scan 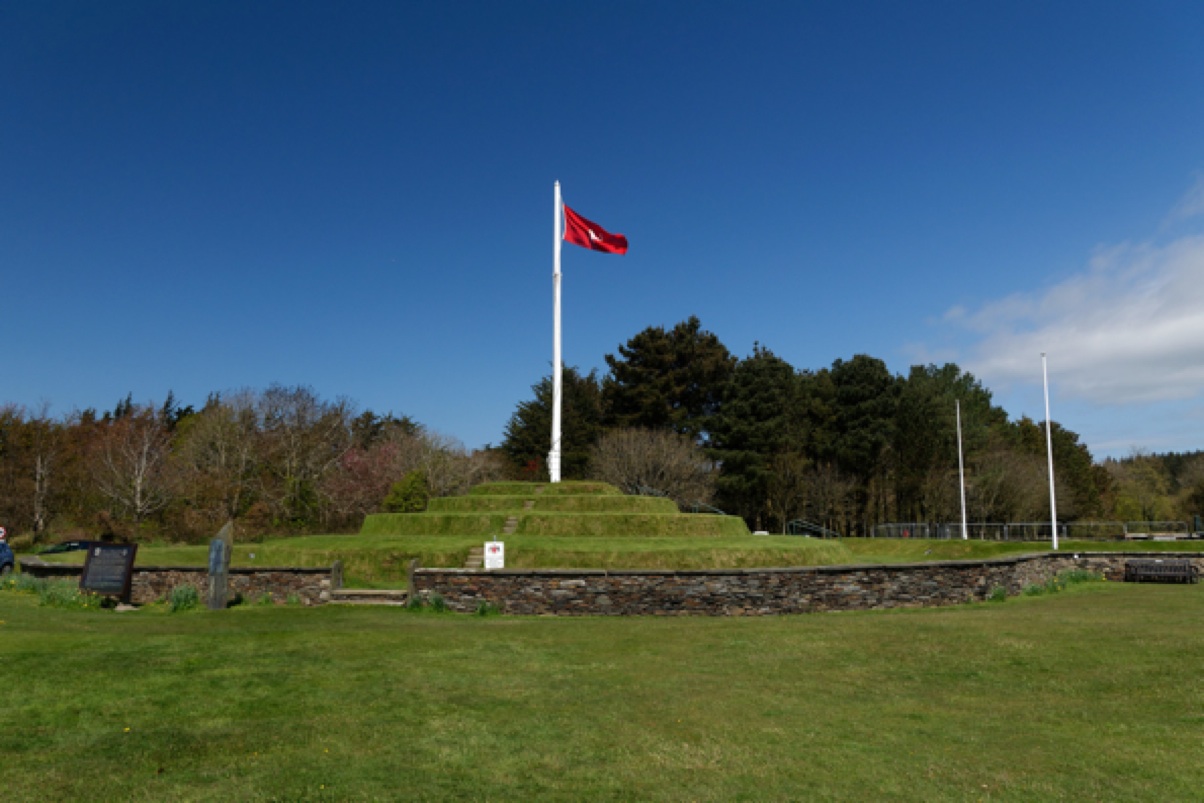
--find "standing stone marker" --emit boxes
[207,521,235,610]
[80,543,138,602]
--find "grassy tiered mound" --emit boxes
[29,483,851,583]
[361,481,751,539]
[352,480,857,578]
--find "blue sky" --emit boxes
[4,1,1204,458]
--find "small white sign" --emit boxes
[484,541,504,570]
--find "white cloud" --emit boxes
[1165,174,1204,225]
[954,234,1204,406]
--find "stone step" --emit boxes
[465,546,485,569]
[329,588,409,606]
[502,515,519,535]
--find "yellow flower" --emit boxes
[123,727,131,733]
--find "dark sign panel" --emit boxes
[80,543,138,600]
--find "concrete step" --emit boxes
[329,588,409,606]
[465,546,485,569]
[502,516,519,535]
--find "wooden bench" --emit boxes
[1124,559,1198,584]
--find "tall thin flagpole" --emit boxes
[549,181,563,483]
[957,399,968,540]
[1042,353,1058,550]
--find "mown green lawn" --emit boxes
[2,581,1203,800]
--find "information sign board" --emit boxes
[484,541,504,570]
[80,543,138,600]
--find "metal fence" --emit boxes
[868,520,1195,542]
[785,519,843,539]
[1123,520,1189,536]
[632,485,726,516]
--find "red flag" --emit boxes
[563,203,628,255]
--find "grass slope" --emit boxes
[27,534,853,585]
[361,511,748,538]
[28,535,1204,588]
[428,495,679,514]
[838,537,1204,563]
[470,480,620,496]
[362,480,752,541]
[3,582,1203,800]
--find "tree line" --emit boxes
[4,318,1200,544]
[1101,449,1204,526]
[0,386,504,545]
[500,317,1204,534]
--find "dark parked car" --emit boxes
[0,539,14,577]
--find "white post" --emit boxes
[549,182,563,483]
[1042,353,1058,550]
[956,399,968,540]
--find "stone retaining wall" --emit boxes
[17,559,337,606]
[19,552,1199,614]
[412,552,1203,616]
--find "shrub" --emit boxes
[1021,570,1101,599]
[1059,569,1101,585]
[6,531,36,551]
[988,586,1007,603]
[4,573,46,594]
[169,585,200,613]
[475,600,499,616]
[382,470,430,513]
[405,592,449,613]
[38,579,93,609]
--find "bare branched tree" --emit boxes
[968,448,1048,522]
[93,405,174,526]
[321,428,507,528]
[765,451,810,533]
[256,385,354,526]
[26,403,64,535]
[175,390,260,530]
[588,428,717,508]
[800,462,854,534]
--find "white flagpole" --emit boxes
[1042,353,1058,550]
[549,181,563,483]
[956,399,968,540]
